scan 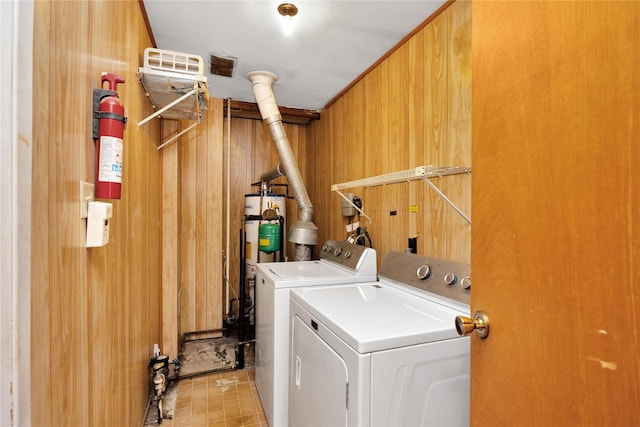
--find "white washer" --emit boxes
[288,251,471,427]
[255,240,377,427]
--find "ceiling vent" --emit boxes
[210,54,236,78]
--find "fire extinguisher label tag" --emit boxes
[98,135,123,183]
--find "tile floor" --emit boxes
[160,368,267,427]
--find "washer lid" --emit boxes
[290,282,469,353]
[257,261,377,288]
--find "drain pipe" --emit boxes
[247,71,318,260]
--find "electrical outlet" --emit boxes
[79,181,95,219]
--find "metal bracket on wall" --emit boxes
[331,165,471,225]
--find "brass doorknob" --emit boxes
[455,311,490,339]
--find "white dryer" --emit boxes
[255,240,377,427]
[288,251,471,427]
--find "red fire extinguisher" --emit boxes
[92,72,127,199]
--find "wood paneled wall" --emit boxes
[309,0,471,264]
[223,117,310,320]
[174,99,225,348]
[31,1,161,425]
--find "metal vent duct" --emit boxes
[247,71,318,260]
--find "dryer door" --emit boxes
[289,314,348,426]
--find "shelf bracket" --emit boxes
[421,177,471,224]
[156,121,199,151]
[331,165,471,225]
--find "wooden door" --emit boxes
[471,1,640,425]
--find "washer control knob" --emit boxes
[416,265,431,280]
[325,245,333,253]
[444,272,457,286]
[460,276,472,290]
[334,247,342,256]
[344,250,352,259]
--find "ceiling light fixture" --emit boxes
[278,3,298,19]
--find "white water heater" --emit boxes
[244,193,286,322]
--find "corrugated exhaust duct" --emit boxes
[247,71,318,261]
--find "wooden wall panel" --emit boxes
[331,97,347,228]
[445,0,472,261]
[388,46,410,254]
[205,100,225,331]
[31,1,161,425]
[308,0,470,265]
[341,82,366,240]
[177,99,225,337]
[407,30,426,241]
[48,1,91,424]
[362,62,393,257]
[180,124,198,334]
[308,103,334,245]
[422,9,449,258]
[162,121,180,360]
[31,0,52,423]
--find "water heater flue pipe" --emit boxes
[260,164,284,183]
[247,71,318,260]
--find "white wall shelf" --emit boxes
[332,165,471,224]
[137,48,210,150]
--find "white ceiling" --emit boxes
[143,0,447,111]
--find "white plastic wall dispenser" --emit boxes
[86,201,112,247]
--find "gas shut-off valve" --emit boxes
[148,344,181,424]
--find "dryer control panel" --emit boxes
[379,251,470,308]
